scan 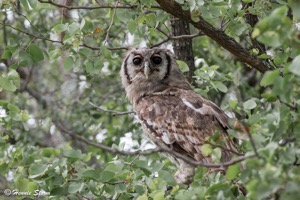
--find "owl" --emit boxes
[120,48,239,184]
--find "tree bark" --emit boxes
[155,0,273,73]
[170,16,196,83]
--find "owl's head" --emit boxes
[120,48,190,104]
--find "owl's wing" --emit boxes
[135,91,238,163]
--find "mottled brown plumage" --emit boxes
[120,48,238,184]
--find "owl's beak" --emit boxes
[144,62,151,79]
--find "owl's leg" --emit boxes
[174,159,195,185]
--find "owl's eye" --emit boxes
[151,56,162,65]
[133,57,142,65]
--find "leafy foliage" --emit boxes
[0,0,300,199]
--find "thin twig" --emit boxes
[156,142,256,168]
[234,120,259,157]
[150,32,203,48]
[82,43,128,51]
[171,32,203,39]
[14,9,46,38]
[204,140,243,156]
[37,0,142,10]
[150,38,170,48]
[89,102,135,116]
[1,23,127,51]
[104,0,119,45]
[278,97,298,112]
[1,23,62,44]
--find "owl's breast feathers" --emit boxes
[135,88,239,163]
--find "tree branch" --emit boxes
[53,120,160,156]
[150,32,202,48]
[155,0,274,73]
[104,0,119,45]
[54,119,255,168]
[89,102,135,116]
[153,142,256,168]
[1,23,127,51]
[37,0,160,10]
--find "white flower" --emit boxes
[0,106,7,118]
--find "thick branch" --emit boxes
[155,0,273,73]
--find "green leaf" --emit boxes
[152,190,165,200]
[145,13,156,27]
[1,49,12,59]
[288,0,300,19]
[68,182,84,194]
[205,182,228,195]
[85,61,95,73]
[7,103,20,113]
[254,6,292,48]
[82,169,101,181]
[243,99,257,110]
[134,160,152,176]
[64,57,74,70]
[149,178,167,191]
[211,147,222,162]
[126,19,137,34]
[242,0,254,2]
[63,149,83,159]
[15,178,29,192]
[261,93,277,102]
[0,161,9,175]
[68,23,80,36]
[260,70,280,86]
[176,60,189,72]
[27,182,39,193]
[137,194,148,200]
[52,23,68,33]
[229,99,238,109]
[100,46,112,58]
[99,171,115,182]
[0,78,17,91]
[28,164,48,178]
[51,187,68,196]
[104,163,124,173]
[27,44,44,63]
[226,163,240,180]
[288,55,300,76]
[215,82,228,93]
[20,0,32,11]
[42,148,60,157]
[158,170,177,186]
[201,144,212,156]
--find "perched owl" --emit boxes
[120,48,239,184]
